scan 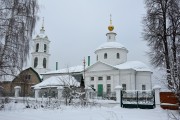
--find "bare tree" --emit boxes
[143,0,180,106]
[0,0,39,80]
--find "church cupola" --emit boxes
[106,15,117,42]
[94,15,128,66]
[31,18,50,74]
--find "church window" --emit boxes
[43,58,46,68]
[107,84,111,93]
[104,53,107,59]
[36,43,39,52]
[44,44,47,52]
[34,57,38,68]
[142,85,146,90]
[117,53,120,59]
[122,84,126,91]
[107,76,111,80]
[91,77,94,81]
[98,77,103,80]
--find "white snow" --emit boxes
[152,85,161,89]
[33,75,80,88]
[42,65,84,74]
[115,85,122,89]
[95,42,127,52]
[0,101,178,120]
[14,86,21,89]
[115,61,151,72]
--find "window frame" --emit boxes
[36,43,39,52]
[44,44,47,53]
[34,57,38,68]
[98,76,103,80]
[90,77,94,81]
[122,84,126,91]
[117,53,120,59]
[142,84,146,90]
[107,76,111,80]
[43,58,46,68]
[104,53,107,59]
[107,84,111,93]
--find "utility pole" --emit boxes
[83,57,86,80]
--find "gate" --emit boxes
[121,90,155,109]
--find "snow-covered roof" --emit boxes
[42,65,84,75]
[33,75,80,89]
[115,61,151,72]
[95,42,127,52]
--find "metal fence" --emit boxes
[121,90,155,109]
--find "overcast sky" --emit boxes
[31,0,150,71]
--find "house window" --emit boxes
[117,53,120,59]
[107,76,111,80]
[98,77,103,80]
[142,85,146,90]
[104,53,107,59]
[107,84,111,93]
[122,84,126,91]
[36,43,39,52]
[91,77,94,81]
[44,44,47,52]
[34,57,38,68]
[43,58,46,68]
[25,75,31,80]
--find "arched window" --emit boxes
[43,58,46,68]
[44,44,47,53]
[104,53,107,59]
[117,53,120,59]
[36,43,39,52]
[34,57,38,68]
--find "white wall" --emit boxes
[86,67,152,93]
[95,48,128,66]
[136,71,152,90]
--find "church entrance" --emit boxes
[98,84,103,96]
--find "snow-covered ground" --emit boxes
[0,101,179,120]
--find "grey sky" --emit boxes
[32,0,150,70]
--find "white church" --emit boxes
[32,18,152,97]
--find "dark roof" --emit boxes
[13,67,42,82]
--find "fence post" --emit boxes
[34,87,41,99]
[137,91,138,108]
[14,86,21,98]
[57,86,63,100]
[85,86,93,99]
[153,85,161,108]
[115,85,123,105]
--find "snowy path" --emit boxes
[0,105,170,120]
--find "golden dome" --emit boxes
[108,14,114,31]
[108,25,114,31]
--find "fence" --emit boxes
[121,90,155,109]
[160,92,179,110]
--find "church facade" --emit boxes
[32,18,152,98]
[84,19,152,96]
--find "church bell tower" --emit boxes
[31,18,50,74]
